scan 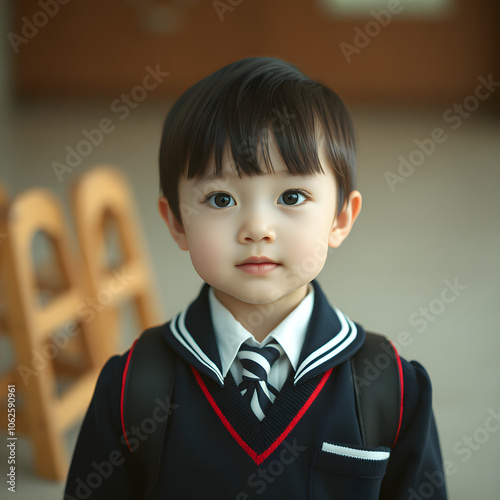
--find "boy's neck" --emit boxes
[213,285,309,343]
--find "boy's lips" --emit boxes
[236,256,279,265]
[236,256,281,275]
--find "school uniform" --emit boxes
[64,279,447,500]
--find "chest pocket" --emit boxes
[309,441,390,500]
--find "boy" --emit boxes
[64,57,447,499]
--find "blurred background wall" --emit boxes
[1,0,499,499]
[10,0,500,104]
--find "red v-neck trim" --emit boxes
[191,366,333,465]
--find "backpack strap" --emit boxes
[351,332,404,449]
[121,325,175,499]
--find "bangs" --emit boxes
[185,82,327,180]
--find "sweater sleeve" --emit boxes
[379,359,448,500]
[64,352,144,500]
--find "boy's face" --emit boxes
[159,135,361,306]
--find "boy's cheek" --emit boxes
[177,195,204,224]
[288,237,329,270]
[189,240,224,269]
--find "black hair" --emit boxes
[159,56,356,223]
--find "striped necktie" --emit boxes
[237,341,284,420]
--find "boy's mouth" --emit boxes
[236,256,280,275]
[237,256,278,265]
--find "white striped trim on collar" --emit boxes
[169,307,225,385]
[169,297,357,387]
[293,307,358,384]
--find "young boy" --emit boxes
[64,57,447,499]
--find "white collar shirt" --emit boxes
[208,283,315,393]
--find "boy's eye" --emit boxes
[278,189,309,206]
[205,192,235,208]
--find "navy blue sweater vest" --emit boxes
[145,354,388,499]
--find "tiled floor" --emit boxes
[1,98,499,499]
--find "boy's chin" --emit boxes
[214,287,277,306]
[212,282,308,307]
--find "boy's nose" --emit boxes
[237,214,276,244]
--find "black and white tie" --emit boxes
[237,341,284,420]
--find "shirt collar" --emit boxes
[163,279,365,386]
[208,284,315,378]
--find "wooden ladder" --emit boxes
[71,165,161,355]
[0,188,105,480]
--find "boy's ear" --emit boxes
[158,196,189,251]
[328,190,362,249]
